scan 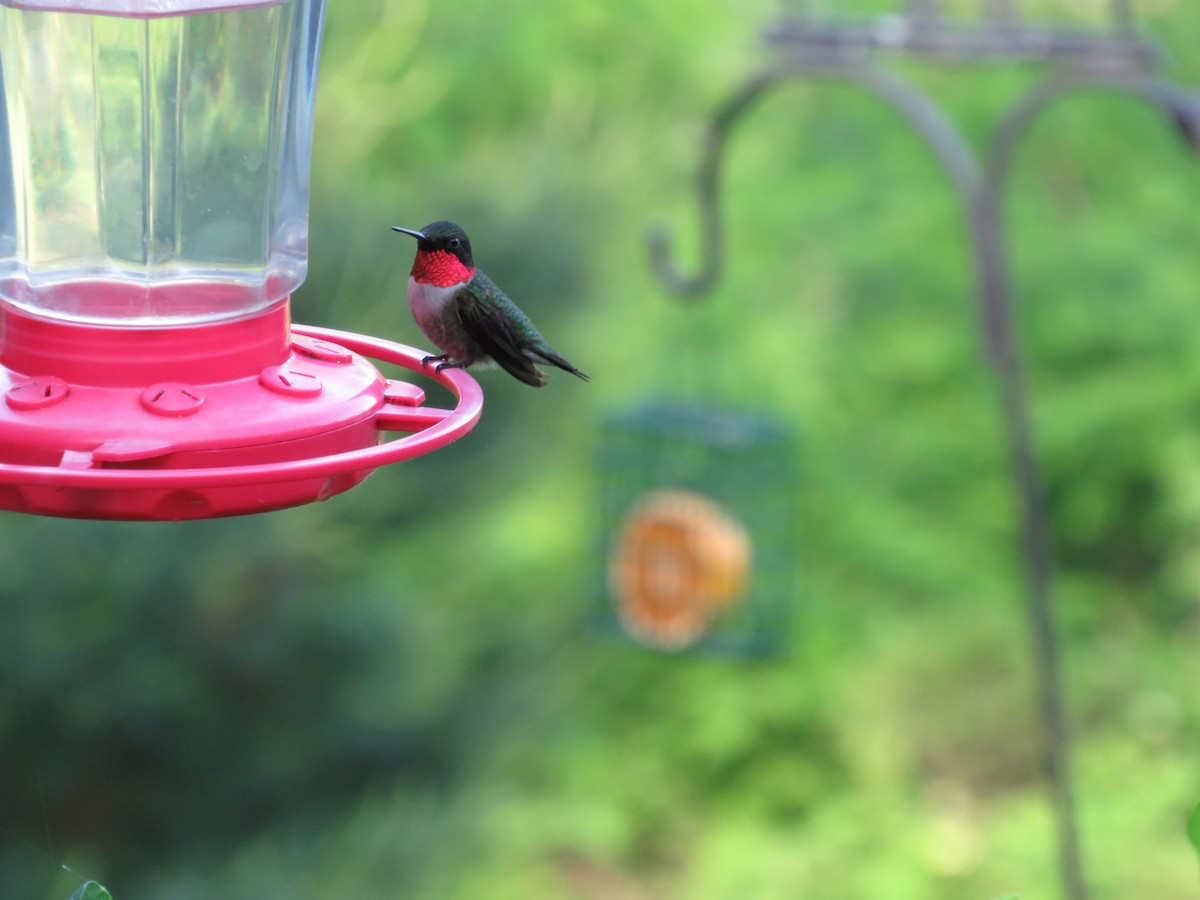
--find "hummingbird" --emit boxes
[391,220,589,387]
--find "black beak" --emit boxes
[391,226,427,240]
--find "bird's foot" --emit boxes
[420,353,465,374]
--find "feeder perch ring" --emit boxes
[0,323,483,520]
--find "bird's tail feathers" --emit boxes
[531,346,589,382]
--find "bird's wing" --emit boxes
[455,278,547,387]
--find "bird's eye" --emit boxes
[448,237,461,249]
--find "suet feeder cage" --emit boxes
[597,403,798,656]
[0,0,481,521]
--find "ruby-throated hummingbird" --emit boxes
[391,220,589,387]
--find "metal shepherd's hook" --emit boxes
[648,7,1200,899]
[647,70,786,299]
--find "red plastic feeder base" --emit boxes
[0,299,483,520]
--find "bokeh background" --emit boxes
[4,0,1200,897]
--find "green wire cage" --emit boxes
[595,402,799,656]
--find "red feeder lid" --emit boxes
[0,299,483,520]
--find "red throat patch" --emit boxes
[411,249,475,287]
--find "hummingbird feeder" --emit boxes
[649,1,1200,898]
[0,0,481,521]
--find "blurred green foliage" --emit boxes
[1188,801,1200,867]
[3,0,1200,898]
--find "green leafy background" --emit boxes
[3,1,1200,898]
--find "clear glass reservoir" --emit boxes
[0,0,326,324]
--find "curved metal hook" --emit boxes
[979,68,1200,380]
[648,70,787,298]
[843,63,983,195]
[648,60,987,298]
[989,70,1200,196]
